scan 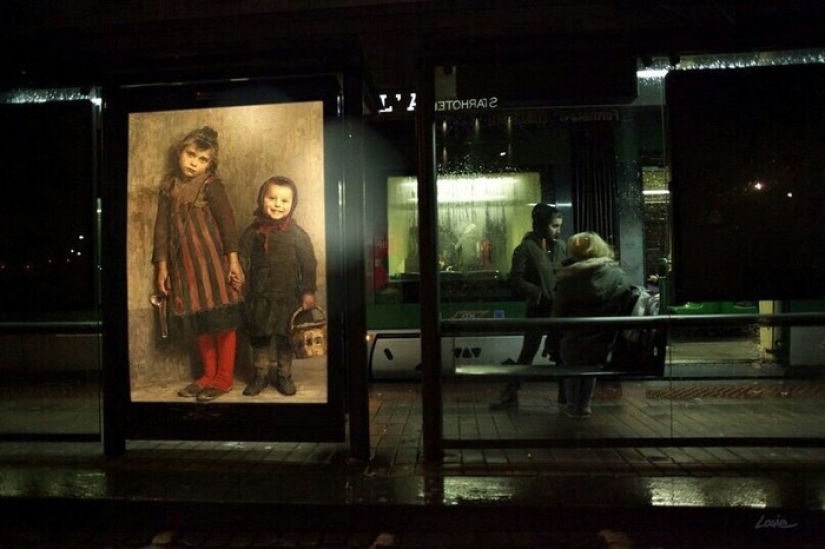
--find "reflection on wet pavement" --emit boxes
[0,378,824,546]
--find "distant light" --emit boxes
[78,235,85,240]
[753,182,765,191]
[787,192,793,198]
[499,151,507,157]
[643,189,670,195]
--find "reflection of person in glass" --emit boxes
[237,176,317,397]
[152,126,245,402]
[490,203,567,410]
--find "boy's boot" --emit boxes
[489,381,520,410]
[243,347,270,396]
[274,349,297,396]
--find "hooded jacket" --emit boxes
[238,218,317,339]
[552,256,630,367]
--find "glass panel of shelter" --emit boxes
[370,51,825,442]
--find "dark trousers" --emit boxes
[516,306,550,365]
[513,306,566,404]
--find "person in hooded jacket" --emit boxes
[552,231,630,418]
[490,203,567,410]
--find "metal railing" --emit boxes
[433,312,825,451]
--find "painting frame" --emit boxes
[101,76,347,449]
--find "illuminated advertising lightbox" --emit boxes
[101,77,346,444]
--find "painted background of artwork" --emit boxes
[125,102,327,399]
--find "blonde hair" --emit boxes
[567,231,614,261]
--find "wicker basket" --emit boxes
[290,306,327,358]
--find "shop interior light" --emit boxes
[398,175,524,204]
[637,68,669,79]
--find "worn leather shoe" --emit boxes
[177,383,202,398]
[197,387,228,402]
[275,375,296,396]
[243,374,269,396]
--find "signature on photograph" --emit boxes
[754,514,798,530]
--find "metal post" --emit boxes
[415,59,443,462]
[343,65,370,462]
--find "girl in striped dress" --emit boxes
[152,126,245,402]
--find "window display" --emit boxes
[383,173,539,304]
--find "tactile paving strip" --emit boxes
[646,384,825,399]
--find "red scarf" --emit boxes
[252,210,291,251]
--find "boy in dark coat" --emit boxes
[237,176,317,397]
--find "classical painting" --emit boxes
[125,102,327,404]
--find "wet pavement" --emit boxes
[1,378,825,547]
[1,440,824,548]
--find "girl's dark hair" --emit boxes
[257,175,299,214]
[170,126,220,175]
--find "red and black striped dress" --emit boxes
[152,173,242,335]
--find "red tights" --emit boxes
[195,330,237,391]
